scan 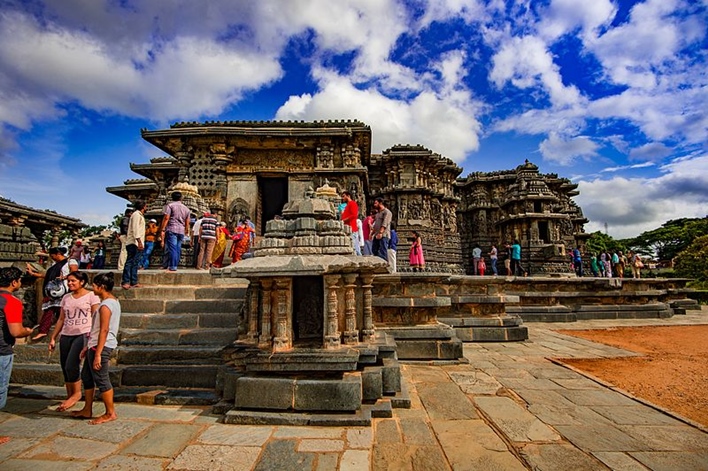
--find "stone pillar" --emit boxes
[259,279,273,349]
[360,274,375,342]
[273,277,291,352]
[342,274,359,345]
[324,275,341,349]
[247,281,259,344]
[175,150,192,182]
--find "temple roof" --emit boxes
[0,197,85,234]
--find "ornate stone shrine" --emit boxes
[214,189,407,424]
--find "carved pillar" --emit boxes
[324,275,341,349]
[342,274,359,344]
[273,277,291,352]
[360,274,375,342]
[247,281,260,343]
[175,150,192,183]
[258,279,273,349]
[50,226,62,248]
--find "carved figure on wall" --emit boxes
[422,198,431,220]
[316,146,334,169]
[430,200,442,227]
[228,198,251,227]
[560,218,573,237]
[408,200,422,220]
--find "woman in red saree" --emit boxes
[210,222,230,268]
[229,221,254,262]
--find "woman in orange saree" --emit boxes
[229,221,254,262]
[210,222,230,268]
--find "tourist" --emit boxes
[371,198,392,262]
[92,241,106,269]
[603,252,612,278]
[409,231,425,271]
[71,272,121,425]
[26,246,78,342]
[121,200,146,290]
[1,267,35,443]
[197,210,218,270]
[244,216,256,243]
[141,219,159,269]
[590,253,600,277]
[510,240,522,276]
[632,253,643,279]
[160,191,191,272]
[617,251,626,279]
[49,271,99,412]
[362,209,375,256]
[68,240,83,263]
[79,245,92,269]
[229,219,254,262]
[340,191,361,256]
[356,218,364,256]
[489,244,498,276]
[388,226,398,272]
[211,222,230,268]
[504,244,512,275]
[117,208,134,271]
[611,252,620,277]
[472,244,482,275]
[191,213,203,268]
[573,246,583,277]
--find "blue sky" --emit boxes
[0,0,706,239]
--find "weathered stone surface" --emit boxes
[19,435,119,461]
[168,444,261,471]
[432,419,527,471]
[400,418,436,445]
[554,424,647,452]
[347,427,373,449]
[590,405,678,426]
[620,425,708,451]
[0,460,94,471]
[362,368,383,401]
[297,439,345,452]
[234,376,295,410]
[63,419,151,444]
[592,451,653,471]
[254,439,315,471]
[0,416,68,438]
[293,374,362,411]
[375,418,402,444]
[197,424,273,446]
[121,423,201,458]
[447,370,503,395]
[94,455,170,471]
[556,389,639,407]
[519,444,607,471]
[629,451,708,471]
[417,383,478,420]
[340,450,370,471]
[273,426,345,439]
[473,396,561,442]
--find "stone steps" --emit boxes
[8,384,219,405]
[10,273,250,399]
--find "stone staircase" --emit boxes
[10,270,249,404]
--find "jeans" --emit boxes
[363,240,373,256]
[122,244,141,286]
[372,236,389,262]
[574,260,584,277]
[473,257,480,275]
[0,354,13,409]
[491,258,498,275]
[165,231,184,271]
[141,241,155,268]
[351,233,361,256]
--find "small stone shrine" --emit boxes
[215,187,407,424]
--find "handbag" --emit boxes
[45,279,67,299]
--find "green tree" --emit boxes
[626,217,708,260]
[585,231,626,255]
[674,234,708,281]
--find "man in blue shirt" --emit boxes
[573,247,583,277]
[510,240,523,276]
[388,227,398,272]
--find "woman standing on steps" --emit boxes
[71,272,121,424]
[49,271,99,412]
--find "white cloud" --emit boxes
[275,70,481,161]
[629,142,672,162]
[601,162,655,173]
[539,132,599,165]
[538,0,617,41]
[578,154,708,238]
[489,35,582,107]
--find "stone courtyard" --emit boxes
[2,310,707,470]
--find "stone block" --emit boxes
[121,365,216,388]
[234,376,295,410]
[381,359,401,394]
[293,373,362,412]
[362,368,383,401]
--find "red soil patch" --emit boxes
[557,325,708,427]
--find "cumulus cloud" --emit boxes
[629,142,672,162]
[577,154,708,238]
[275,69,481,161]
[538,0,617,41]
[539,132,599,165]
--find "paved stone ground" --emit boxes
[2,309,707,470]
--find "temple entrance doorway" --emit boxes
[256,176,288,234]
[539,221,550,243]
[292,276,324,347]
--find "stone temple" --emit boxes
[108,120,589,274]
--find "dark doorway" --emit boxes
[292,276,324,347]
[257,177,289,234]
[538,221,549,243]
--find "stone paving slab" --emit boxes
[168,444,261,471]
[519,443,608,471]
[415,382,478,421]
[629,451,708,471]
[197,424,273,446]
[1,459,95,471]
[473,396,561,442]
[62,418,152,444]
[19,435,119,461]
[121,423,202,458]
[592,451,650,470]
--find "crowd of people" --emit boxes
[1,265,122,444]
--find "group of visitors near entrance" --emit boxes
[584,249,644,279]
[1,265,122,445]
[339,192,425,272]
[468,241,525,276]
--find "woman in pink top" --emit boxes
[49,271,99,412]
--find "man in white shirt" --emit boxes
[121,200,146,289]
[472,244,482,275]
